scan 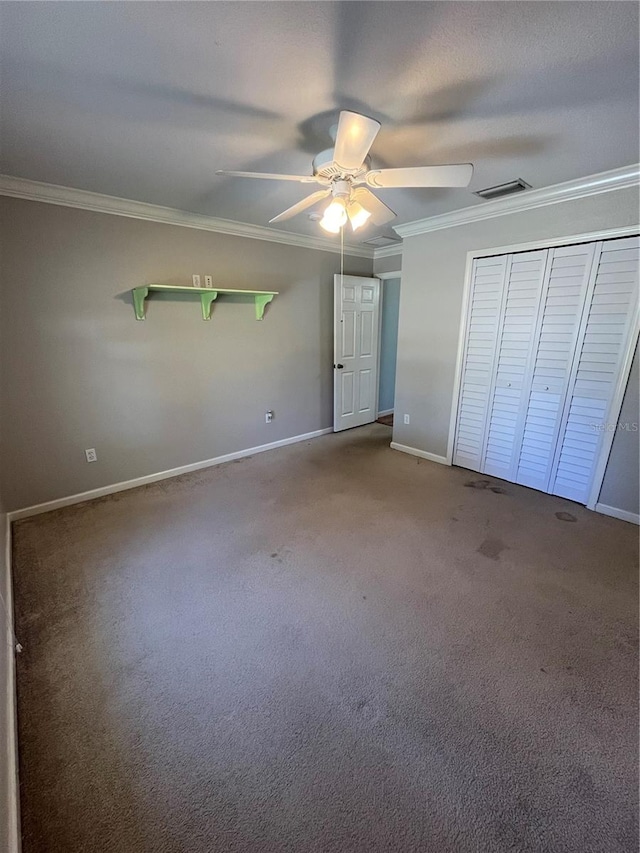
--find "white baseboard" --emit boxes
[595,503,640,525]
[390,442,449,466]
[8,427,333,522]
[3,515,20,852]
[377,409,394,417]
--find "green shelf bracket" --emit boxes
[133,286,149,320]
[131,285,278,321]
[255,293,274,321]
[200,290,219,320]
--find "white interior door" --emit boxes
[549,236,640,503]
[334,274,381,432]
[514,242,598,491]
[482,249,549,480]
[452,255,510,470]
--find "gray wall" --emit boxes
[0,255,10,848]
[0,198,372,510]
[373,253,402,276]
[0,497,11,853]
[378,278,400,413]
[393,184,639,514]
[599,344,639,514]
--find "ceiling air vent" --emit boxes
[362,235,402,247]
[474,178,531,201]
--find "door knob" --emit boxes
[334,363,344,369]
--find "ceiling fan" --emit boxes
[216,110,473,234]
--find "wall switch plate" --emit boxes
[403,414,410,425]
[204,275,213,288]
[192,274,201,288]
[85,448,97,462]
[265,411,274,423]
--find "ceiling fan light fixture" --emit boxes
[320,197,348,233]
[347,201,371,231]
[319,216,342,234]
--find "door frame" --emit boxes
[446,225,639,511]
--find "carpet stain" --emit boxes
[465,479,491,489]
[477,536,505,560]
[556,511,578,522]
[465,479,508,494]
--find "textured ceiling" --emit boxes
[1,1,638,243]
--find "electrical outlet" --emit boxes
[265,411,274,423]
[85,448,97,463]
[403,414,410,425]
[204,275,213,288]
[192,274,201,288]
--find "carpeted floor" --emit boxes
[12,424,639,853]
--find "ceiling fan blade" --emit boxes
[269,189,331,223]
[216,170,322,183]
[365,164,473,189]
[352,187,396,227]
[333,111,381,171]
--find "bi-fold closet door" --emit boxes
[453,236,639,505]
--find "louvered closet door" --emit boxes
[514,242,597,492]
[482,250,548,479]
[452,256,508,471]
[549,236,640,503]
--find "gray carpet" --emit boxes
[13,424,639,853]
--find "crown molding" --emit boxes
[372,243,403,259]
[0,174,375,259]
[394,164,640,238]
[8,165,634,255]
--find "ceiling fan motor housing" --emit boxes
[312,148,370,182]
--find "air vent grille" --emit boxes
[474,178,531,200]
[362,235,401,247]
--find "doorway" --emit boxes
[333,272,401,432]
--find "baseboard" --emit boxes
[390,442,449,466]
[377,409,394,417]
[8,427,333,522]
[594,503,640,525]
[3,515,21,852]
